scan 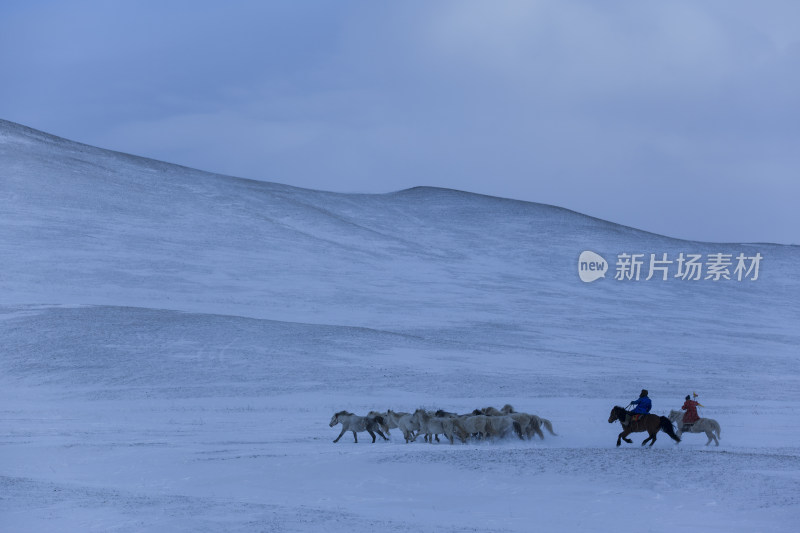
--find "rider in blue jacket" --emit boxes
[631,389,652,414]
[625,389,652,426]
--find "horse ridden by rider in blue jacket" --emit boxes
[625,389,652,426]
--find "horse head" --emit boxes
[330,410,351,427]
[608,406,623,423]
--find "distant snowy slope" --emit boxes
[2,118,799,401]
[1,119,797,327]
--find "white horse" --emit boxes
[500,405,557,439]
[484,415,524,440]
[451,415,490,442]
[668,410,721,446]
[526,415,557,440]
[385,410,419,443]
[368,411,392,436]
[412,409,456,444]
[329,411,389,443]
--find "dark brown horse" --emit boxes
[608,406,681,447]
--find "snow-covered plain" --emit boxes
[1,119,799,532]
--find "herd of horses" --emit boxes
[330,404,722,447]
[329,405,556,444]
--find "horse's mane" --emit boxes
[612,406,627,418]
[414,408,434,421]
[335,410,353,416]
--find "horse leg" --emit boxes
[376,428,388,441]
[641,426,653,446]
[352,430,358,443]
[333,428,346,443]
[617,429,631,447]
[622,427,634,444]
[621,422,634,444]
[368,429,377,443]
[705,431,714,446]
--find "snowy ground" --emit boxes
[1,120,799,531]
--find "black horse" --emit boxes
[608,406,681,447]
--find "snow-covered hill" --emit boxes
[1,119,798,532]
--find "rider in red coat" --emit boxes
[681,394,702,431]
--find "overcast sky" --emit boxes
[1,1,798,244]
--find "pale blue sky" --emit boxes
[2,0,798,243]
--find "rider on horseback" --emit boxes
[680,393,703,432]
[625,389,652,426]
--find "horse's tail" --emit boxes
[660,416,681,443]
[711,420,721,440]
[512,421,524,440]
[541,418,558,436]
[372,415,389,434]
